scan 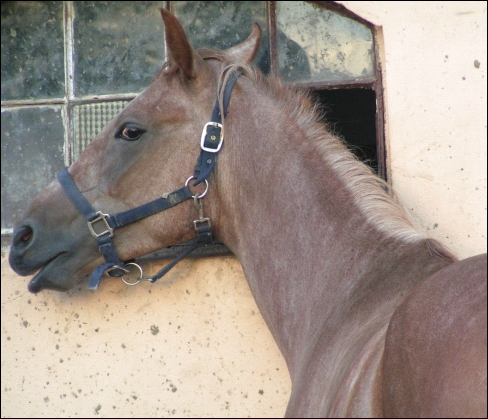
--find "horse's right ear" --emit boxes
[160,8,203,80]
[225,24,261,64]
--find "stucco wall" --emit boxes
[2,2,486,417]
[1,254,290,417]
[340,0,487,259]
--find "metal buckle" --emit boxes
[200,122,223,153]
[194,217,213,244]
[87,211,114,238]
[194,217,211,230]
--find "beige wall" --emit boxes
[2,2,486,417]
[340,1,487,259]
[1,255,290,417]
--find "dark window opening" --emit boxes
[312,88,378,172]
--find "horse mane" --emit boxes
[164,48,456,262]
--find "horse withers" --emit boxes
[9,9,487,417]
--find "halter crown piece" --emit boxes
[57,71,241,290]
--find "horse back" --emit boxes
[383,253,487,417]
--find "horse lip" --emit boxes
[27,252,71,293]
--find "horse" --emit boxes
[9,9,487,418]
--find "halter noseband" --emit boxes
[57,71,241,290]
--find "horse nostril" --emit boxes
[22,229,33,242]
[13,224,34,248]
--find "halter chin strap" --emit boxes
[57,70,241,290]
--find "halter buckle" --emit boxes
[87,211,114,238]
[200,122,223,153]
[194,218,213,244]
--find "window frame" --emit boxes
[268,1,386,180]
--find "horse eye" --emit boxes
[116,124,145,141]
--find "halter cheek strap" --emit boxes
[193,70,241,185]
[57,70,241,290]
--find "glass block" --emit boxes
[173,1,269,74]
[1,1,65,100]
[73,1,167,97]
[277,1,373,83]
[1,107,65,230]
[71,100,131,161]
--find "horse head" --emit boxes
[9,9,261,293]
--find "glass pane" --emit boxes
[73,1,167,97]
[173,1,269,74]
[1,107,65,230]
[277,1,374,83]
[71,100,131,161]
[1,1,65,100]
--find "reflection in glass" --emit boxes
[73,1,167,96]
[277,1,373,83]
[173,1,269,74]
[1,107,65,229]
[1,1,64,100]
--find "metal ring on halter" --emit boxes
[121,262,143,286]
[185,176,209,199]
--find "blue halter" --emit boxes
[57,71,241,290]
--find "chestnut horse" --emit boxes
[9,9,487,417]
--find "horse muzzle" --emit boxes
[9,219,92,293]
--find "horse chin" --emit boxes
[27,253,87,293]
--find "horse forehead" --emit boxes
[125,73,215,118]
[112,83,178,127]
[131,77,177,109]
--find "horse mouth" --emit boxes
[27,252,84,293]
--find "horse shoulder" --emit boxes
[382,253,487,417]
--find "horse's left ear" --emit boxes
[160,8,204,80]
[225,24,261,64]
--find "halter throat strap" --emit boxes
[57,70,241,290]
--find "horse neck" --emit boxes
[212,76,453,377]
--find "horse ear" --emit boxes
[160,8,202,80]
[225,24,261,64]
